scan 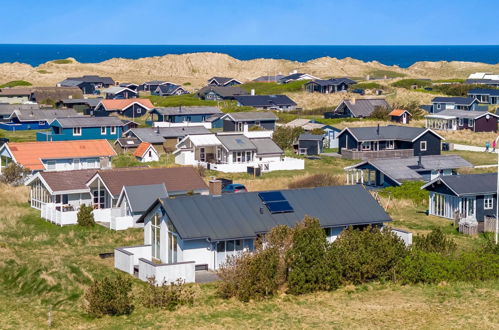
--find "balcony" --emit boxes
[41,203,78,226]
[341,148,413,160]
[115,245,195,284]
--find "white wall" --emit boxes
[181,239,215,270]
[138,258,195,284]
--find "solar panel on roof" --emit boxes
[258,191,285,202]
[266,201,294,214]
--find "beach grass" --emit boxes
[239,81,307,95]
[0,80,32,88]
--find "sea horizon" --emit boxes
[2,44,499,68]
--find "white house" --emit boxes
[114,184,398,284]
[134,142,160,162]
[173,132,304,173]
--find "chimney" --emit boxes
[251,89,255,96]
[351,98,356,105]
[209,179,222,196]
[68,95,73,99]
[293,69,298,74]
[376,124,380,136]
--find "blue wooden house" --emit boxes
[102,86,138,99]
[36,116,125,141]
[148,106,222,126]
[431,97,480,113]
[1,109,80,131]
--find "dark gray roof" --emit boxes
[468,88,499,96]
[54,116,123,128]
[153,106,221,116]
[208,77,240,86]
[123,184,169,213]
[424,173,497,196]
[198,86,249,98]
[251,138,283,155]
[155,84,186,95]
[235,95,297,107]
[64,75,115,85]
[349,155,472,184]
[465,79,499,85]
[432,97,476,105]
[115,137,141,148]
[128,126,210,143]
[426,109,497,120]
[11,109,80,122]
[338,98,389,117]
[59,98,102,107]
[343,126,438,142]
[143,185,391,241]
[299,133,324,141]
[224,111,278,122]
[0,103,40,116]
[278,73,316,83]
[217,134,256,151]
[306,78,357,87]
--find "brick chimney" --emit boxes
[351,98,356,105]
[209,179,222,196]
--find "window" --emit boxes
[459,118,464,126]
[93,190,105,209]
[361,141,371,150]
[185,116,191,122]
[39,121,45,125]
[73,127,82,136]
[255,121,260,127]
[484,195,494,210]
[437,103,441,110]
[420,141,427,151]
[100,126,106,135]
[237,122,243,131]
[137,108,142,114]
[386,140,394,150]
[469,119,474,127]
[151,213,161,260]
[46,160,56,170]
[110,126,117,135]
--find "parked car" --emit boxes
[351,88,365,95]
[222,184,247,193]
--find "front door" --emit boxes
[402,113,407,124]
[460,197,476,220]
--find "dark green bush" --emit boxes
[369,106,391,120]
[413,228,457,256]
[84,274,134,317]
[331,226,408,284]
[77,204,95,227]
[287,217,340,294]
[0,80,32,88]
[272,126,304,150]
[379,181,429,206]
[140,278,196,311]
[392,79,432,89]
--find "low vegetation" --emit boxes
[272,126,304,150]
[0,163,31,186]
[77,204,95,227]
[0,80,32,88]
[368,69,406,79]
[288,173,342,189]
[84,274,134,317]
[51,59,73,64]
[145,94,217,107]
[350,82,385,90]
[391,79,432,89]
[37,69,51,74]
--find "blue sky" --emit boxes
[1,0,498,45]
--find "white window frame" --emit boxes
[420,140,427,151]
[100,126,106,135]
[46,160,56,171]
[386,140,395,150]
[361,141,371,151]
[110,126,117,135]
[459,118,464,126]
[469,119,474,127]
[484,195,494,210]
[73,127,82,136]
[137,108,142,114]
[437,103,441,110]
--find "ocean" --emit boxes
[1,45,499,68]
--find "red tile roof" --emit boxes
[133,142,152,158]
[5,140,117,170]
[389,109,411,117]
[99,98,154,111]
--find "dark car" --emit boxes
[351,88,365,95]
[222,184,247,194]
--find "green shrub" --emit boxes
[397,250,456,284]
[140,278,197,310]
[351,82,384,90]
[77,204,95,227]
[287,217,340,294]
[51,59,73,64]
[331,226,408,284]
[288,173,342,189]
[391,79,432,89]
[379,181,429,206]
[217,248,280,302]
[239,80,307,95]
[0,80,32,88]
[368,70,406,79]
[432,83,488,97]
[272,126,304,150]
[369,106,391,120]
[0,163,31,186]
[84,274,134,317]
[413,228,457,256]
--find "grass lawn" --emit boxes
[444,150,497,166]
[239,81,307,95]
[0,129,43,142]
[145,94,217,107]
[0,184,497,329]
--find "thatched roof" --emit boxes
[31,87,83,103]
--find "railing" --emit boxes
[92,208,113,223]
[341,148,413,160]
[391,228,413,246]
[484,216,497,233]
[200,157,305,173]
[40,203,78,226]
[459,220,479,236]
[111,216,134,231]
[138,258,195,284]
[151,121,212,129]
[115,245,152,275]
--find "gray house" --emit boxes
[221,111,278,132]
[234,95,297,111]
[197,86,249,100]
[334,98,390,118]
[467,89,499,105]
[305,78,357,93]
[431,97,480,113]
[295,134,324,155]
[207,77,242,87]
[422,173,497,231]
[116,184,169,225]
